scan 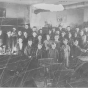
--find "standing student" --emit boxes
[54,35,61,62]
[42,44,49,58]
[17,31,23,39]
[44,35,51,50]
[37,35,42,44]
[24,40,33,57]
[61,39,70,67]
[36,44,43,59]
[17,38,23,55]
[49,43,59,63]
[23,32,29,53]
[6,31,12,53]
[11,28,17,52]
[60,31,66,47]
[51,27,56,40]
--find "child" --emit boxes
[17,38,23,55]
[61,39,70,67]
[12,28,17,52]
[36,44,43,59]
[37,35,42,44]
[23,32,28,50]
[54,35,61,63]
[72,40,87,57]
[54,35,60,50]
[49,43,59,63]
[32,32,38,50]
[44,35,51,50]
[24,40,33,57]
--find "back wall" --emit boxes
[30,7,84,28]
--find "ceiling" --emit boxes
[0,0,87,5]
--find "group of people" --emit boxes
[0,25,88,67]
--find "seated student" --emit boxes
[80,35,88,56]
[61,39,70,67]
[49,43,59,63]
[71,40,86,58]
[24,40,33,57]
[36,44,43,59]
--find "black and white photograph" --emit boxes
[0,0,88,87]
